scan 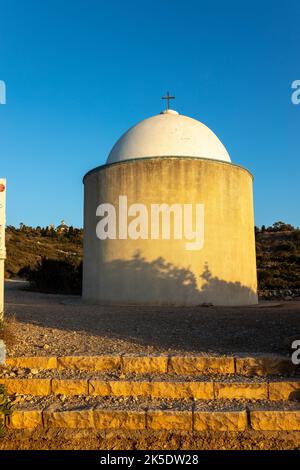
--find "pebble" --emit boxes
[12,396,22,403]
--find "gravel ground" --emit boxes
[1,428,300,450]
[3,281,300,451]
[0,365,277,381]
[8,395,300,412]
[3,280,300,357]
[10,395,195,411]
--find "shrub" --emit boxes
[0,385,14,437]
[22,257,82,295]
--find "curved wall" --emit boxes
[83,157,257,306]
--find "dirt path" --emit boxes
[3,280,300,357]
[0,428,300,450]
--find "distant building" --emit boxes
[56,220,69,233]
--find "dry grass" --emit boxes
[0,314,17,350]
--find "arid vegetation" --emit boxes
[4,221,300,297]
[5,225,82,294]
[256,221,300,298]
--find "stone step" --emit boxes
[4,397,300,431]
[1,376,299,401]
[4,354,298,377]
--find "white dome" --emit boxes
[106,109,231,164]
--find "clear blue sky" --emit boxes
[0,0,299,228]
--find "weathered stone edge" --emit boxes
[1,377,299,400]
[5,409,300,431]
[4,354,297,376]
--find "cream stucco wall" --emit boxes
[83,157,257,306]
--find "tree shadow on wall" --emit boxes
[97,251,256,306]
[199,263,257,306]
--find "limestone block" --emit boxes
[194,410,247,431]
[214,382,268,400]
[43,410,94,428]
[150,381,213,399]
[0,378,51,395]
[8,410,43,429]
[51,379,88,396]
[93,410,146,430]
[168,356,234,375]
[88,380,111,396]
[250,410,300,430]
[235,356,295,376]
[57,355,121,371]
[269,381,300,401]
[147,410,192,430]
[110,380,151,397]
[122,355,168,374]
[6,356,57,369]
[89,380,151,397]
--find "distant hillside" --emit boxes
[4,221,300,297]
[256,221,300,296]
[5,225,83,279]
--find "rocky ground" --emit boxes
[1,280,300,450]
[1,428,300,450]
[259,288,300,301]
[3,280,300,357]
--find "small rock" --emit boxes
[12,396,22,404]
[43,344,50,350]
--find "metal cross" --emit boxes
[161,91,175,110]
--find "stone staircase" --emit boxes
[0,354,300,433]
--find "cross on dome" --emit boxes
[161,91,175,110]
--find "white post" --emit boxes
[0,179,6,323]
